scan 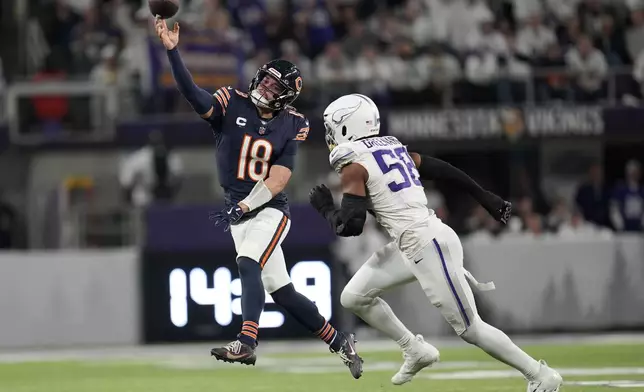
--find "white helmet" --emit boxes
[323,94,380,151]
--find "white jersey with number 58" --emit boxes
[329,136,441,259]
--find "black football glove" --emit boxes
[309,184,335,215]
[481,191,512,224]
[209,204,245,232]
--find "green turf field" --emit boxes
[1,341,643,392]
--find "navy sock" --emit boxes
[236,257,264,346]
[271,283,342,350]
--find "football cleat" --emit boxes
[392,335,440,385]
[210,340,257,366]
[526,360,563,392]
[331,332,364,379]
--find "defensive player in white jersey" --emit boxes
[309,94,563,392]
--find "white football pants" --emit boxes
[341,220,540,378]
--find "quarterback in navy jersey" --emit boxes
[155,17,362,377]
[207,84,309,219]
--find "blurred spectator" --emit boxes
[516,12,557,59]
[90,44,130,88]
[536,42,573,101]
[565,35,608,102]
[546,0,581,23]
[114,2,154,112]
[265,5,293,54]
[388,41,424,105]
[575,162,610,227]
[609,160,644,232]
[593,13,630,66]
[294,0,336,58]
[119,131,183,207]
[466,14,507,54]
[399,0,433,47]
[426,0,493,51]
[36,0,83,72]
[578,0,617,38]
[512,0,543,22]
[341,21,378,60]
[180,0,222,27]
[415,43,462,105]
[558,207,605,237]
[464,15,508,103]
[354,45,393,104]
[369,12,404,49]
[498,22,532,103]
[546,197,571,232]
[626,9,644,62]
[524,212,545,236]
[70,5,124,75]
[204,9,251,52]
[228,0,268,50]
[557,16,583,48]
[0,192,18,249]
[465,204,502,236]
[315,42,355,101]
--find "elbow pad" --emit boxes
[333,193,368,237]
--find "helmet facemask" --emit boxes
[324,121,338,152]
[250,70,297,111]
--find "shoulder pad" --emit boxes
[293,117,310,141]
[213,87,234,114]
[329,144,358,173]
[286,108,305,119]
[235,89,248,98]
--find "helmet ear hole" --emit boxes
[342,126,347,137]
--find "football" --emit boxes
[148,0,179,19]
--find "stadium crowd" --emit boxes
[1,0,639,250]
[20,0,644,109]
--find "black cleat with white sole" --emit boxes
[211,340,257,366]
[331,332,364,379]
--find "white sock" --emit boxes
[461,317,540,379]
[351,295,414,344]
[397,332,414,350]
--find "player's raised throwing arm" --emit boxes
[155,17,215,119]
[409,152,512,224]
[309,163,369,237]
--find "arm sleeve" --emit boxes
[166,48,214,115]
[418,155,485,194]
[322,194,368,237]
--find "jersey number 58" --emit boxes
[372,147,422,192]
[237,135,273,181]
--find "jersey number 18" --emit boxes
[237,135,273,181]
[372,147,422,192]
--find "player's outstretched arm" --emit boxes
[238,165,292,213]
[409,152,511,224]
[309,163,369,237]
[155,17,214,118]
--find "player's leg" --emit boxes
[405,223,562,391]
[341,242,439,385]
[261,223,363,379]
[210,209,284,365]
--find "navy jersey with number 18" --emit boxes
[204,86,310,218]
